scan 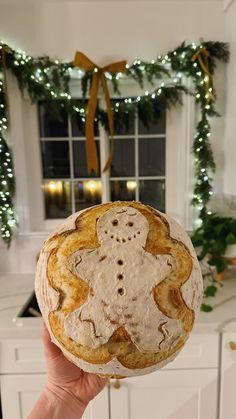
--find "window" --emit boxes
[38,99,166,219]
[38,101,102,219]
[10,76,194,234]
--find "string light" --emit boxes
[0,40,229,244]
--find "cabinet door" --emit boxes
[0,374,46,419]
[0,374,109,419]
[110,369,218,419]
[220,332,236,419]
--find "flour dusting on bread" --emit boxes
[35,201,203,378]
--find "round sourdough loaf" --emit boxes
[35,201,203,378]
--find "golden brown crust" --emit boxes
[43,201,194,370]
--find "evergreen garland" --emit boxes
[0,40,230,245]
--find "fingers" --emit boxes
[42,323,62,360]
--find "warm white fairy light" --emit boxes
[0,39,223,235]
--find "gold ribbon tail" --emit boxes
[101,61,127,172]
[1,46,9,109]
[101,73,115,173]
[86,72,100,174]
[191,47,212,104]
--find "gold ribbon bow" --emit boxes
[73,52,128,174]
[191,46,212,103]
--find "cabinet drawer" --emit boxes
[0,339,45,374]
[0,374,109,419]
[0,332,219,374]
[164,332,219,370]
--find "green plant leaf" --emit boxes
[201,303,213,312]
[211,241,227,254]
[208,257,228,273]
[226,232,236,245]
[214,223,224,236]
[204,285,218,297]
[199,245,209,260]
[231,220,236,234]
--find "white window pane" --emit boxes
[41,141,70,178]
[43,180,72,218]
[110,180,136,201]
[139,138,165,176]
[139,180,165,212]
[111,139,135,177]
[138,103,166,135]
[74,180,102,211]
[38,101,68,137]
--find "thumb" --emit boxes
[42,323,62,360]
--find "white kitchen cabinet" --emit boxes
[0,373,109,419]
[0,339,109,419]
[0,374,46,419]
[220,332,236,419]
[109,331,219,419]
[110,369,218,419]
[0,332,220,419]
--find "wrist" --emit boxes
[44,385,87,418]
[28,386,86,419]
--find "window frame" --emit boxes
[8,73,195,235]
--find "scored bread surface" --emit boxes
[35,201,202,378]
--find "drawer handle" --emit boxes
[229,341,236,350]
[112,379,121,389]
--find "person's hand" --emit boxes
[28,325,108,419]
[43,324,108,410]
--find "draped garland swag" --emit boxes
[0,40,230,246]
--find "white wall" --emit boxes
[0,0,228,273]
[0,1,226,61]
[224,0,236,195]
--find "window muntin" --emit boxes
[39,100,102,218]
[110,100,166,211]
[39,99,166,218]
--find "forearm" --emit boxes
[27,386,87,419]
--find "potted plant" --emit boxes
[191,213,236,311]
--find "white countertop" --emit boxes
[0,272,236,339]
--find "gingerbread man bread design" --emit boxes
[35,201,203,378]
[65,206,182,353]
